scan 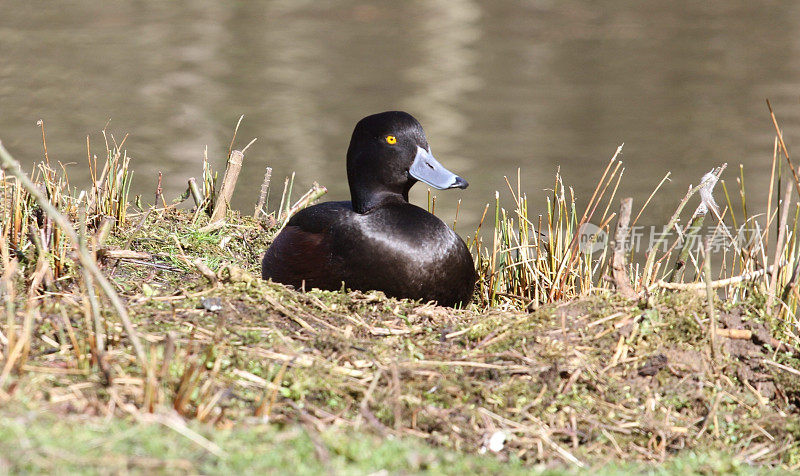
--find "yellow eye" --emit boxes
[385,135,397,145]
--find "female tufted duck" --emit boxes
[261,111,476,307]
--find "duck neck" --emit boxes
[346,148,413,213]
[350,185,409,214]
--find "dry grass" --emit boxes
[1,108,800,470]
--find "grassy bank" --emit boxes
[1,410,774,475]
[1,113,800,473]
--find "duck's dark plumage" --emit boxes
[262,111,476,307]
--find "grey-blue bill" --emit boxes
[408,146,468,190]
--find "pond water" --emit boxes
[3,0,800,232]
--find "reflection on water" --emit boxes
[2,0,800,231]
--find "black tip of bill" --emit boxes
[451,176,469,189]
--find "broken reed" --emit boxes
[3,160,71,280]
[87,128,133,226]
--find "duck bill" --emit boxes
[409,146,469,190]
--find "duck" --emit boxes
[261,111,476,307]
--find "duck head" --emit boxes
[347,111,468,214]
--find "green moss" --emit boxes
[0,412,533,475]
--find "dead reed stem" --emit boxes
[155,171,165,208]
[767,183,792,310]
[188,178,203,208]
[704,238,717,361]
[611,198,637,299]
[210,150,245,222]
[254,166,272,219]
[656,262,785,291]
[766,99,800,199]
[78,204,108,379]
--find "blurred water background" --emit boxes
[2,0,800,230]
